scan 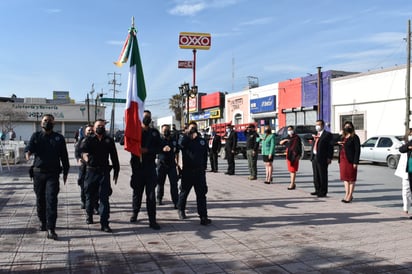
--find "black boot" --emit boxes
[47,229,58,240]
[86,215,93,224]
[200,216,212,225]
[130,212,138,223]
[178,210,187,220]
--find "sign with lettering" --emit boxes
[178,60,194,69]
[179,32,211,50]
[250,95,276,114]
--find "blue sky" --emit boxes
[1,0,412,124]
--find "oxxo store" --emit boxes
[190,92,224,129]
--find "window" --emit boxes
[363,137,377,148]
[377,137,392,148]
[340,114,364,130]
[234,113,242,125]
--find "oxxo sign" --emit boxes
[179,32,211,50]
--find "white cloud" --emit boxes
[168,0,241,16]
[239,17,273,27]
[44,8,61,14]
[169,2,206,16]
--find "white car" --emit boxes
[360,135,404,169]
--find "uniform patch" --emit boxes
[105,138,111,144]
[200,140,206,146]
[55,136,60,141]
[172,141,177,146]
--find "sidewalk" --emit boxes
[1,144,412,273]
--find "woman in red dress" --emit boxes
[279,126,302,190]
[337,121,361,203]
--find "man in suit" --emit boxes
[224,125,237,175]
[310,119,333,197]
[208,127,221,172]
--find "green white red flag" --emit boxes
[114,23,146,157]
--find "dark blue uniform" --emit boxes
[81,134,120,227]
[156,135,179,207]
[177,133,209,219]
[25,131,70,231]
[130,127,161,225]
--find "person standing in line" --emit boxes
[244,124,260,180]
[74,124,94,209]
[310,119,334,198]
[208,127,221,173]
[25,114,70,240]
[337,121,361,203]
[176,121,211,225]
[279,126,302,190]
[224,125,237,175]
[156,124,179,208]
[397,128,412,218]
[129,110,162,230]
[81,119,120,233]
[260,125,276,184]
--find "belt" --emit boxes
[33,167,59,173]
[86,166,111,171]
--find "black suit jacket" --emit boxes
[311,130,333,163]
[225,130,237,152]
[338,134,361,164]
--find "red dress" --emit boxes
[339,138,357,181]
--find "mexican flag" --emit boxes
[114,25,146,157]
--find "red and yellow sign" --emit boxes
[179,32,211,50]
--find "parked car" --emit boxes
[360,135,404,169]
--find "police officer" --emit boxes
[208,127,221,173]
[81,119,120,233]
[156,124,179,208]
[25,114,70,240]
[224,125,237,175]
[177,121,211,225]
[74,124,94,209]
[129,110,162,230]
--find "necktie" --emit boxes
[314,133,320,153]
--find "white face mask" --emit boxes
[315,125,322,132]
[408,135,412,141]
[226,128,230,133]
[287,130,294,136]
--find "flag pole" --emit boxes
[132,16,135,28]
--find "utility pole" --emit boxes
[317,66,322,120]
[108,72,121,137]
[406,19,411,137]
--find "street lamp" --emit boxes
[95,93,104,121]
[179,83,198,126]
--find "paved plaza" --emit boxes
[1,144,412,273]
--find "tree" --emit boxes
[168,94,183,128]
[0,104,27,132]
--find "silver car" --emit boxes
[360,135,404,169]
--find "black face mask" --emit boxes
[42,122,54,131]
[164,130,171,137]
[142,116,151,126]
[95,127,105,135]
[344,127,354,134]
[189,127,197,134]
[265,129,271,134]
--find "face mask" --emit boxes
[315,125,322,132]
[265,129,271,134]
[95,127,105,135]
[226,128,230,133]
[189,127,197,134]
[287,130,294,135]
[344,127,354,134]
[142,116,151,126]
[163,130,171,137]
[408,135,412,142]
[42,122,54,131]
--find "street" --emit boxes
[221,154,403,210]
[1,143,411,273]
